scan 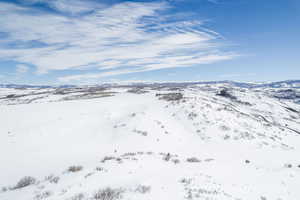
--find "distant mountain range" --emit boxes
[0,84,75,89]
[0,80,300,89]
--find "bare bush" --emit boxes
[186,157,201,163]
[133,129,148,136]
[188,112,198,120]
[204,158,214,162]
[219,125,230,131]
[85,172,94,179]
[135,185,151,194]
[121,152,136,157]
[284,163,292,168]
[156,93,183,101]
[69,193,85,200]
[180,178,192,185]
[13,176,36,190]
[93,188,123,200]
[96,167,104,171]
[45,174,60,184]
[68,165,83,173]
[172,159,180,164]
[35,191,52,200]
[1,187,8,193]
[101,156,115,163]
[163,153,171,161]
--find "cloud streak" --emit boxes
[16,64,29,74]
[0,0,237,82]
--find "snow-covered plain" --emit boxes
[0,83,300,200]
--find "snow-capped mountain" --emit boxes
[0,82,300,200]
[1,80,300,89]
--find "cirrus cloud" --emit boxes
[0,0,237,83]
[16,64,29,74]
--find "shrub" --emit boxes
[284,163,292,168]
[35,191,52,200]
[1,187,8,193]
[96,167,104,171]
[156,93,183,101]
[223,135,230,140]
[68,165,83,173]
[162,153,171,161]
[172,159,180,164]
[13,176,36,189]
[101,156,115,163]
[186,157,201,163]
[217,89,237,100]
[135,185,151,194]
[219,125,230,131]
[84,172,94,179]
[122,152,136,157]
[69,193,85,200]
[188,112,197,120]
[93,188,122,200]
[133,129,148,136]
[180,178,192,184]
[45,174,60,184]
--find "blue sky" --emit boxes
[0,0,299,84]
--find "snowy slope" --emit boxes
[0,83,300,200]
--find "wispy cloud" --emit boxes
[16,64,29,74]
[0,0,237,82]
[23,0,104,15]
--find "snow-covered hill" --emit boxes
[0,82,300,200]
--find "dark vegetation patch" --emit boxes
[62,92,116,101]
[217,88,252,105]
[127,88,148,94]
[273,89,300,100]
[13,176,36,190]
[186,157,201,163]
[45,174,60,184]
[217,89,237,100]
[68,165,83,173]
[93,188,123,200]
[156,93,183,101]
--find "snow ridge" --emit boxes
[0,83,300,200]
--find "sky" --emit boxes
[0,0,299,85]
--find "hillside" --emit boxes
[0,82,300,200]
